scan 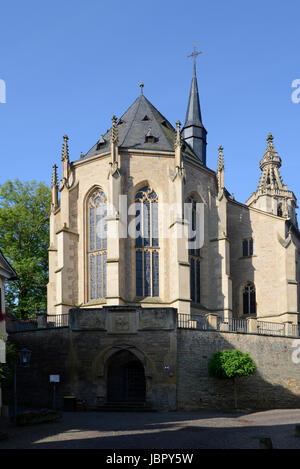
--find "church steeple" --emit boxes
[247,133,298,228]
[181,46,207,165]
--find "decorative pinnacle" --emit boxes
[174,120,182,149]
[267,133,274,144]
[111,115,118,144]
[51,164,58,187]
[61,134,69,161]
[217,145,224,171]
[139,83,144,95]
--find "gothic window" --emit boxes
[277,203,283,217]
[243,282,256,316]
[135,186,159,297]
[242,238,254,257]
[186,196,201,304]
[87,189,107,300]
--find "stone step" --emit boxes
[96,402,155,412]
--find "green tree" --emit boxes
[208,349,256,409]
[0,179,51,318]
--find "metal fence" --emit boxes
[6,313,69,332]
[177,313,299,337]
[224,318,248,333]
[46,314,69,328]
[257,321,285,336]
[178,313,208,330]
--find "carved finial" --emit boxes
[267,133,274,144]
[217,145,224,171]
[61,134,69,161]
[51,164,58,187]
[111,115,118,144]
[139,83,144,95]
[174,120,182,149]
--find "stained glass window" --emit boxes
[186,196,201,304]
[135,186,159,297]
[88,189,107,300]
[243,283,256,316]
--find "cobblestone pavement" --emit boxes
[1,409,300,449]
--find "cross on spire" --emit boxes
[187,42,202,74]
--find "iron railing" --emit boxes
[177,313,299,337]
[46,314,69,328]
[257,321,285,336]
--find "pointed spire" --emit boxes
[110,115,118,145]
[51,164,58,212]
[61,134,69,161]
[174,120,182,149]
[182,46,207,165]
[247,134,298,228]
[217,146,225,192]
[51,164,58,188]
[217,145,224,171]
[258,133,283,190]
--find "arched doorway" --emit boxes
[107,350,146,402]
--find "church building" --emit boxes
[31,55,300,410]
[47,57,300,326]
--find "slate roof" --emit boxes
[0,249,18,280]
[77,94,200,162]
[182,63,205,130]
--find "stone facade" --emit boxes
[5,308,300,411]
[46,77,300,325]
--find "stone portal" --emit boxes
[107,350,146,402]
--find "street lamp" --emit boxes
[13,348,31,425]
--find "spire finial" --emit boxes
[111,115,118,144]
[139,83,144,95]
[61,134,69,161]
[187,42,202,75]
[218,145,224,171]
[267,132,274,145]
[174,120,182,149]
[51,164,58,187]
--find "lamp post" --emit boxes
[13,348,31,425]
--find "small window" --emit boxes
[277,203,283,217]
[242,238,254,257]
[243,283,256,316]
[142,115,150,121]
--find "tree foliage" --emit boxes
[0,180,51,318]
[208,349,256,379]
[208,349,256,409]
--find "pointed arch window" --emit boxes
[88,189,107,300]
[243,282,256,316]
[187,196,201,304]
[135,186,159,298]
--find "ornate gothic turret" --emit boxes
[247,133,298,227]
[181,47,207,165]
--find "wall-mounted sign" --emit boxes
[49,375,60,383]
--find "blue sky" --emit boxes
[0,0,299,204]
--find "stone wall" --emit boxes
[4,307,178,411]
[177,328,300,410]
[5,309,300,412]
